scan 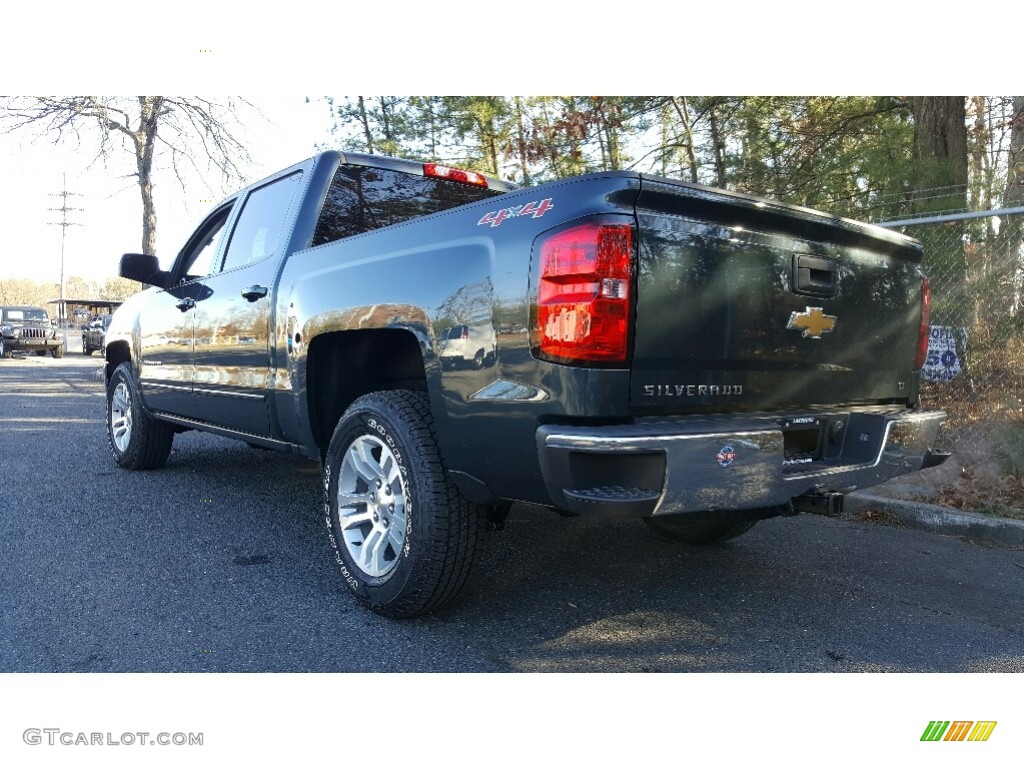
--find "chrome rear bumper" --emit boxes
[536,408,947,517]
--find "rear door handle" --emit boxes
[241,285,268,302]
[175,297,196,312]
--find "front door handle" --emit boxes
[175,297,196,312]
[241,285,268,302]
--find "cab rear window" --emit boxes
[313,165,503,246]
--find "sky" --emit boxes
[0,96,336,285]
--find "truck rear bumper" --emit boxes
[536,408,947,518]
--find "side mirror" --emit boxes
[119,253,169,288]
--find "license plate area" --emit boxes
[780,417,824,470]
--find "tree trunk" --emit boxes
[907,96,968,319]
[357,96,374,154]
[908,96,968,216]
[1002,97,1024,311]
[379,97,392,144]
[1004,97,1024,208]
[514,96,530,186]
[670,97,699,184]
[137,96,162,256]
[709,102,727,188]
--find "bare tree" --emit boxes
[2,96,254,256]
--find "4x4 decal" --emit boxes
[477,198,554,227]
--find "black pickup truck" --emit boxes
[107,150,947,617]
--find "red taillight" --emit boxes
[532,221,633,364]
[915,276,931,370]
[423,163,488,188]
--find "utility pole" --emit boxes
[48,173,83,326]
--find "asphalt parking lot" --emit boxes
[1,354,1022,672]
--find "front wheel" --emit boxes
[106,362,174,470]
[643,517,757,544]
[323,390,485,618]
[51,344,64,359]
[0,338,9,358]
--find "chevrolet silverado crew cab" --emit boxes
[0,306,64,358]
[106,150,948,617]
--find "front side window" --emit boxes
[177,208,231,283]
[313,165,503,246]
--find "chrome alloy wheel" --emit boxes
[337,434,409,578]
[110,381,134,452]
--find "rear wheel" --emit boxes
[323,390,485,618]
[106,362,174,470]
[644,517,757,544]
[35,350,47,356]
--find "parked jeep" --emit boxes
[0,306,63,358]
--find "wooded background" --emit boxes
[322,96,1022,224]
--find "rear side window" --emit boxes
[313,165,502,246]
[220,172,304,274]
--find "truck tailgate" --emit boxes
[630,177,925,412]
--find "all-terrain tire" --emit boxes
[106,362,174,470]
[0,338,9,358]
[643,517,758,544]
[323,389,486,618]
[51,344,64,358]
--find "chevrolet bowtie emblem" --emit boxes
[787,306,837,339]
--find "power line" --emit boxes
[47,173,84,325]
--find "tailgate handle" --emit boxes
[793,254,838,297]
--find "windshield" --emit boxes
[3,308,49,321]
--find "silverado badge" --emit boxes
[787,306,837,339]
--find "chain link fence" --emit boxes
[878,210,1024,516]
